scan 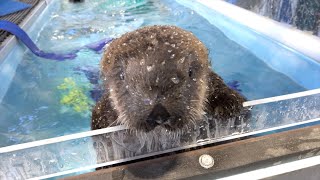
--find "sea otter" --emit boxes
[91,25,247,132]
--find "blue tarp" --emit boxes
[0,0,31,17]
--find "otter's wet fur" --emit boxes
[91,25,247,133]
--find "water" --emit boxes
[0,0,305,147]
[0,0,314,178]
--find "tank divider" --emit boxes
[243,88,320,107]
[0,125,126,153]
[1,88,320,154]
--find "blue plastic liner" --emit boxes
[0,0,31,17]
[0,20,113,61]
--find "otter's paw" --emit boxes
[209,91,245,119]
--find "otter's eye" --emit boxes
[188,68,193,77]
[120,72,125,80]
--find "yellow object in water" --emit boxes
[57,77,93,113]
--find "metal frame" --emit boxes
[61,125,320,180]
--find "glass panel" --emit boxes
[1,90,320,179]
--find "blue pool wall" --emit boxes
[176,0,320,90]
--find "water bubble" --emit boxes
[171,77,180,84]
[170,54,175,59]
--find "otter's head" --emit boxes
[101,26,209,132]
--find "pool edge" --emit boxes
[189,0,320,63]
[0,0,51,103]
[0,0,50,62]
[175,0,320,90]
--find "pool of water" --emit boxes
[0,0,306,148]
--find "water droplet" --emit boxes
[171,44,176,48]
[147,65,154,72]
[179,57,185,63]
[171,77,180,84]
[125,85,129,89]
[170,54,175,59]
[144,98,153,105]
[120,73,124,80]
[140,59,145,65]
[168,49,173,53]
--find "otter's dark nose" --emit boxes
[147,104,171,126]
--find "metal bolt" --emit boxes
[199,154,214,169]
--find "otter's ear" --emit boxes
[206,71,247,121]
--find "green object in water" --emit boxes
[57,77,93,113]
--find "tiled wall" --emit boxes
[226,0,320,37]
